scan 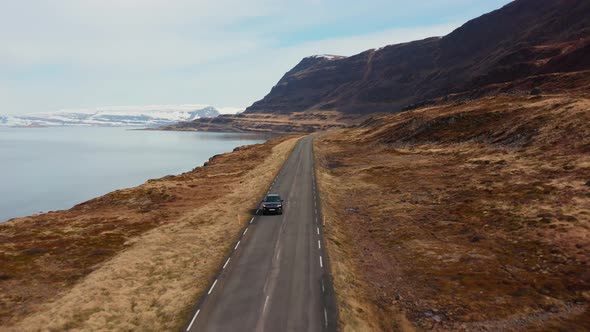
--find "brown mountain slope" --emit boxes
[246,0,590,116]
[315,89,590,331]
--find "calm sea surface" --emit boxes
[0,127,268,222]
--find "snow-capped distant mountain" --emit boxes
[0,116,30,127]
[309,54,347,61]
[0,105,228,127]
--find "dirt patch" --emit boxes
[0,135,301,331]
[315,93,590,331]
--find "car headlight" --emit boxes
[277,204,282,208]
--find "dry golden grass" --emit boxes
[315,93,590,331]
[0,136,300,331]
[315,162,415,332]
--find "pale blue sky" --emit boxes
[1,0,512,114]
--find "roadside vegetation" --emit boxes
[0,135,300,331]
[315,92,590,331]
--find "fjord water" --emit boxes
[0,127,267,222]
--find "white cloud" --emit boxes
[0,21,458,115]
[1,1,275,68]
[0,1,511,114]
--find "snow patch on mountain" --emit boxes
[310,54,346,60]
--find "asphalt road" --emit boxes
[185,136,337,332]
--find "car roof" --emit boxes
[266,194,280,197]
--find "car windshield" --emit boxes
[265,195,281,202]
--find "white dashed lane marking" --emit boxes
[234,241,241,250]
[319,256,323,268]
[263,295,270,313]
[318,240,321,249]
[186,309,200,331]
[223,258,231,269]
[208,280,218,295]
[243,228,248,235]
[316,227,320,235]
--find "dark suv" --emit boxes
[262,194,284,215]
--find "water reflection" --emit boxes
[0,127,267,222]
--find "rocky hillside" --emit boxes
[315,90,590,331]
[246,0,590,115]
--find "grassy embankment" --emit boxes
[0,135,300,331]
[315,92,590,331]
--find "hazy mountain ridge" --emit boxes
[0,106,222,127]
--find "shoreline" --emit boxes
[0,128,271,224]
[0,134,301,329]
